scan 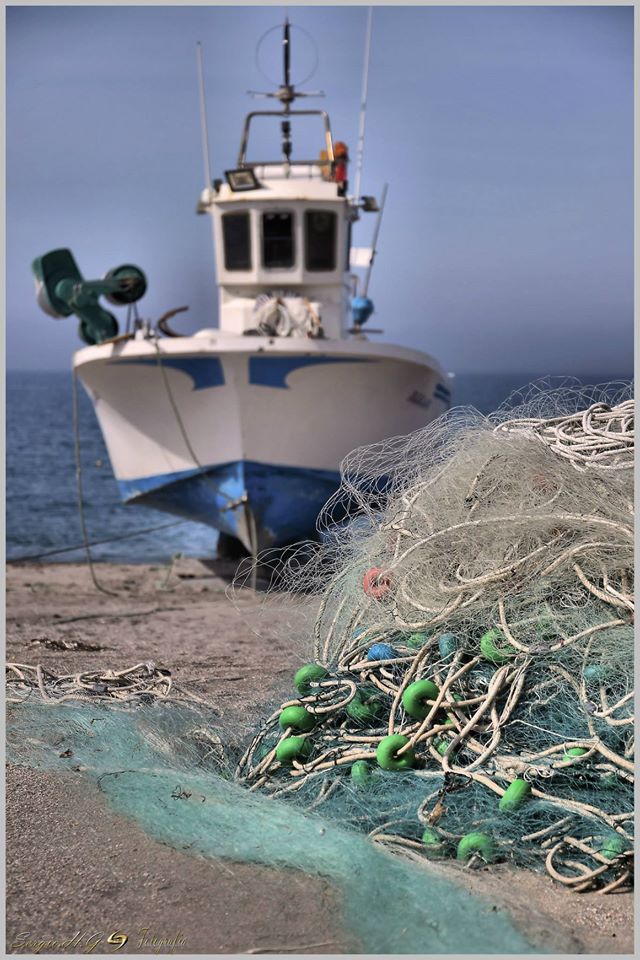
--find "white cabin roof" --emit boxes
[203,174,345,207]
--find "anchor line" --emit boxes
[151,339,251,511]
[72,369,119,596]
[11,518,190,563]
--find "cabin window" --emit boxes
[262,211,295,269]
[222,212,251,271]
[305,210,337,271]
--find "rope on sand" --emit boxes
[5,661,214,709]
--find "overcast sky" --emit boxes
[6,4,633,374]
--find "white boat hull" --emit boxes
[74,334,451,552]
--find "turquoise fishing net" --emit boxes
[7,701,536,953]
[7,382,634,951]
[231,383,634,895]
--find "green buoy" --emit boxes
[276,736,313,765]
[347,686,386,725]
[376,734,416,771]
[422,828,449,859]
[351,760,372,787]
[499,778,531,812]
[598,834,626,861]
[457,832,496,863]
[279,705,316,732]
[407,632,429,649]
[294,663,328,696]
[479,629,513,665]
[402,679,440,721]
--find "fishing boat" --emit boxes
[32,19,451,558]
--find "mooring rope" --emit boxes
[152,338,258,569]
[72,370,118,596]
[11,519,189,563]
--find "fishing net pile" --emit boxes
[233,384,634,894]
[6,383,634,953]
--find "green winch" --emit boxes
[32,248,147,345]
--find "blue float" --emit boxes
[367,642,399,662]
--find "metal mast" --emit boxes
[196,42,213,190]
[354,6,373,202]
[364,182,388,296]
[281,18,293,162]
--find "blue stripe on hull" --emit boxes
[248,355,373,389]
[118,461,341,549]
[108,356,225,391]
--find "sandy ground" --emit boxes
[5,560,634,955]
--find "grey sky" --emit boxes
[6,5,633,374]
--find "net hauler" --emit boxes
[33,18,452,558]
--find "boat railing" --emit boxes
[251,163,327,180]
[237,109,335,169]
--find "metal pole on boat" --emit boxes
[196,42,213,190]
[353,6,374,203]
[283,18,291,91]
[363,182,388,297]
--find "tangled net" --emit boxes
[234,385,634,894]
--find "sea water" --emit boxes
[6,369,630,563]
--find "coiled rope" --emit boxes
[252,294,321,338]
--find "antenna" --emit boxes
[363,182,388,296]
[248,21,324,105]
[283,17,291,90]
[196,42,213,190]
[354,6,373,202]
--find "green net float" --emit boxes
[456,832,496,863]
[407,632,429,649]
[422,828,449,859]
[438,633,457,660]
[351,760,372,787]
[294,663,328,696]
[499,778,531,812]
[402,679,440,720]
[598,834,627,860]
[347,686,386,725]
[564,747,588,759]
[276,736,313,765]
[376,734,416,771]
[279,705,316,732]
[433,737,452,757]
[479,629,513,665]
